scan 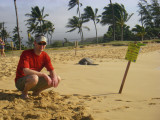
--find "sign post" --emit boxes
[10,41,14,55]
[75,41,78,56]
[119,61,131,94]
[119,42,140,94]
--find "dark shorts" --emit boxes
[0,46,4,49]
[15,76,48,91]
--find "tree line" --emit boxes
[0,0,159,50]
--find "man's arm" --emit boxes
[49,70,56,78]
[23,68,52,85]
[23,68,44,76]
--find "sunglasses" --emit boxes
[38,42,46,45]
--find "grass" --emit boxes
[100,41,135,46]
[142,39,160,43]
[4,39,159,55]
[5,50,23,57]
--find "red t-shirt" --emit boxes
[15,49,54,82]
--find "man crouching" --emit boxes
[15,35,60,99]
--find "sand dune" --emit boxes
[0,43,160,120]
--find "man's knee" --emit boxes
[26,75,39,85]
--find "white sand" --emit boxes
[0,43,160,120]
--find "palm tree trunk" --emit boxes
[77,0,84,43]
[50,33,53,44]
[121,25,123,41]
[14,0,21,50]
[47,32,49,45]
[80,28,84,43]
[141,13,144,41]
[40,21,43,34]
[50,35,52,45]
[93,20,98,44]
[110,0,116,41]
[142,35,144,41]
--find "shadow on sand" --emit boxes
[0,90,20,101]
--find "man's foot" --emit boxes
[32,91,40,96]
[21,93,29,99]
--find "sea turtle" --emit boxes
[78,58,98,65]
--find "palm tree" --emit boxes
[82,6,101,44]
[110,0,116,41]
[1,29,9,42]
[25,6,49,35]
[26,35,34,48]
[42,21,55,45]
[14,0,21,50]
[0,22,4,40]
[150,0,160,28]
[0,23,2,30]
[12,26,20,49]
[68,0,82,16]
[115,5,133,41]
[132,24,146,41]
[101,3,123,41]
[66,16,90,40]
[68,0,84,42]
[138,0,153,27]
[138,0,160,38]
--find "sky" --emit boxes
[0,0,141,44]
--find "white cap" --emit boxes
[35,36,47,43]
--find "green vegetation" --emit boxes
[4,39,159,57]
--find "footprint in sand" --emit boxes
[115,99,123,101]
[126,101,132,102]
[112,106,130,111]
[152,98,160,100]
[149,98,160,105]
[148,103,156,105]
[115,99,132,102]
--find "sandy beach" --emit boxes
[0,43,160,120]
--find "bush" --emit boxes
[142,41,149,44]
[154,40,160,43]
[51,41,63,47]
[79,45,85,48]
[137,42,146,46]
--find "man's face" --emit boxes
[35,41,46,52]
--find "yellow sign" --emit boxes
[125,43,140,62]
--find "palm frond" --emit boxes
[68,0,77,10]
[126,13,134,22]
[82,26,90,31]
[66,28,76,33]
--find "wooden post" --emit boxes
[119,60,131,94]
[11,41,14,55]
[75,41,78,56]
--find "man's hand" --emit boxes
[51,75,60,88]
[49,70,60,88]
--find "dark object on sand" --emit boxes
[79,58,98,65]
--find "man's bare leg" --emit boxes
[21,75,38,99]
[32,76,61,96]
[32,85,51,96]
